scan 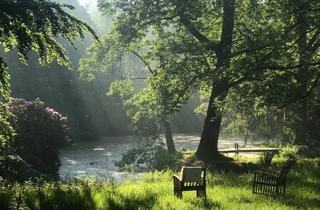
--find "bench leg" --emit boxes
[174,189,182,198]
[197,190,206,200]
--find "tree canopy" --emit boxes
[81,0,320,159]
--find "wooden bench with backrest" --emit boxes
[173,166,206,199]
[252,158,296,195]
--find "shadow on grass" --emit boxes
[196,153,259,174]
[105,190,157,210]
[0,190,10,210]
[186,198,221,210]
[4,181,96,210]
[273,194,320,209]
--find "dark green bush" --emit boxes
[6,98,70,178]
[116,143,180,171]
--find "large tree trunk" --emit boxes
[295,60,309,145]
[196,80,229,159]
[294,2,310,145]
[295,98,308,145]
[196,0,235,159]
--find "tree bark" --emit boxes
[196,0,235,159]
[295,98,308,145]
[161,88,177,154]
[294,1,310,145]
[163,120,176,154]
[196,79,229,158]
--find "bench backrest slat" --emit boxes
[181,167,203,183]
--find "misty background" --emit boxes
[3,0,204,142]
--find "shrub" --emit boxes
[278,145,299,161]
[6,98,69,178]
[116,139,180,171]
[152,146,181,171]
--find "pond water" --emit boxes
[59,134,259,181]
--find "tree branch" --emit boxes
[278,72,320,108]
[131,50,154,74]
[172,1,220,54]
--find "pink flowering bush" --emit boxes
[6,98,69,177]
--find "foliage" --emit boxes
[0,104,14,155]
[0,0,97,182]
[152,146,181,170]
[79,21,203,149]
[0,94,16,182]
[6,98,69,177]
[108,81,161,136]
[231,0,320,145]
[0,157,319,209]
[0,62,13,174]
[80,0,216,155]
[221,89,294,143]
[94,0,320,157]
[0,180,96,210]
[116,139,180,171]
[3,0,131,140]
[0,0,97,68]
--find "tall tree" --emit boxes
[93,0,320,159]
[289,0,320,145]
[94,0,251,159]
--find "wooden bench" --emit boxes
[173,167,206,199]
[252,158,296,195]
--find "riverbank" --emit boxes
[1,156,319,210]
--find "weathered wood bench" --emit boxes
[252,158,296,195]
[173,167,206,199]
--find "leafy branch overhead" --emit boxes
[0,0,98,65]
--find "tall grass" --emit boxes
[1,157,319,210]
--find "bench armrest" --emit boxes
[173,175,182,189]
[173,175,182,182]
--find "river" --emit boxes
[59,134,259,181]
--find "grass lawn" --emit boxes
[1,156,319,209]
